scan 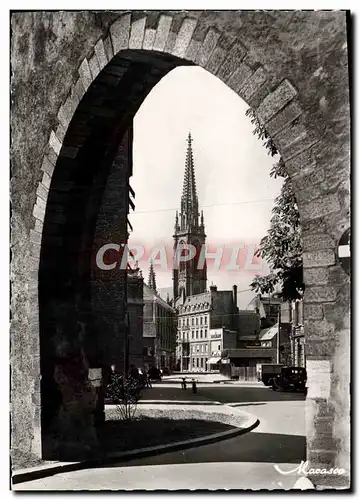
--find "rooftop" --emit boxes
[143,283,175,312]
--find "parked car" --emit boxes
[260,364,284,386]
[271,366,307,393]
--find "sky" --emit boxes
[129,66,283,309]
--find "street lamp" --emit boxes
[124,311,130,377]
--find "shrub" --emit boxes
[107,374,142,421]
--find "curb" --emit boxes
[152,380,263,385]
[11,415,259,485]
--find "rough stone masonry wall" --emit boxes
[90,130,131,373]
[11,11,350,485]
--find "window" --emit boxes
[205,344,208,352]
[200,317,203,325]
[192,331,194,339]
[186,318,189,326]
[192,317,194,326]
[205,316,207,325]
[204,329,207,338]
[201,344,204,353]
[196,345,200,352]
[192,358,196,367]
[200,358,204,368]
[196,317,198,325]
[200,329,203,339]
[196,358,199,368]
[218,344,221,351]
[196,330,199,339]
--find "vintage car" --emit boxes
[271,366,307,393]
[260,364,284,386]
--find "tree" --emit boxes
[246,108,304,301]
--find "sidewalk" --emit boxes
[106,386,258,435]
[160,374,263,386]
[13,385,259,487]
[13,462,315,490]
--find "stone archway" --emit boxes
[11,11,350,485]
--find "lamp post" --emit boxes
[277,306,281,364]
[124,311,129,377]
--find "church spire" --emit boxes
[180,132,199,229]
[147,260,157,292]
[172,133,207,302]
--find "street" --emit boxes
[14,382,306,490]
[115,382,306,465]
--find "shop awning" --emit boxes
[206,357,221,365]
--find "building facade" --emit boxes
[176,285,239,371]
[290,300,305,367]
[127,265,145,371]
[143,274,177,372]
[247,293,282,329]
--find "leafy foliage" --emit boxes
[107,373,142,421]
[246,108,304,301]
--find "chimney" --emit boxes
[232,285,238,310]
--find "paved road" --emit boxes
[14,384,306,490]
[115,384,306,466]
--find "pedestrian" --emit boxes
[146,370,152,388]
[192,378,197,394]
[129,364,139,381]
[138,368,146,388]
[181,377,187,390]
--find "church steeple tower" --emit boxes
[173,133,207,302]
[180,132,199,230]
[148,260,157,293]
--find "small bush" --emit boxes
[107,374,142,421]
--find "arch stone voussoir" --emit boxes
[109,13,131,54]
[129,17,146,49]
[94,38,108,71]
[142,28,156,50]
[171,18,198,59]
[256,79,298,124]
[195,28,221,67]
[153,15,173,52]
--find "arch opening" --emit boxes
[10,12,350,486]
